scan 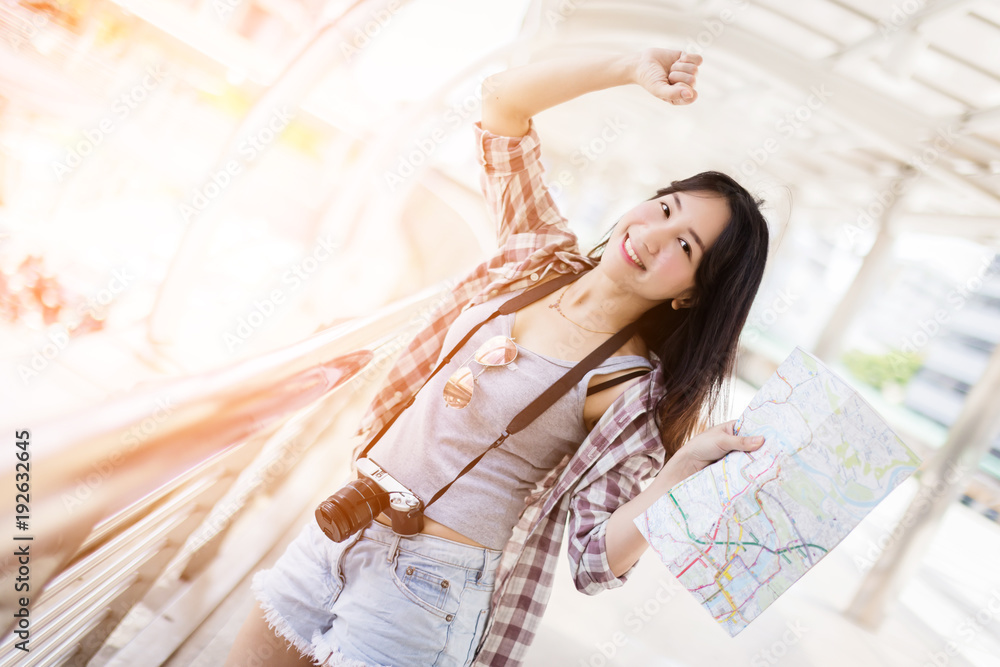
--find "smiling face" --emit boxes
[600,190,731,308]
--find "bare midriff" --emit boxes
[374,512,487,548]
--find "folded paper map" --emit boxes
[634,346,922,636]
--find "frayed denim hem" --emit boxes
[253,570,391,667]
[251,570,323,663]
[312,629,393,667]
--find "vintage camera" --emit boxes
[315,458,424,542]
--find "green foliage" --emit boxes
[842,349,923,389]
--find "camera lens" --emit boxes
[315,476,390,542]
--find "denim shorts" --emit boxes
[252,518,503,667]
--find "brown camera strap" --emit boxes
[357,268,647,510]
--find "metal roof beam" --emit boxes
[557,0,1000,207]
[788,208,1000,244]
[825,0,978,61]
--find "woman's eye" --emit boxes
[661,202,670,217]
[680,239,691,256]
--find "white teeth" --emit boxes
[625,236,645,269]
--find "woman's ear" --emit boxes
[671,298,692,310]
[671,288,697,310]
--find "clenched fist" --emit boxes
[630,48,703,105]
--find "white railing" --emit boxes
[0,283,446,666]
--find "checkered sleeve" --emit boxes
[474,120,576,248]
[565,423,667,594]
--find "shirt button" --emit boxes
[490,289,498,296]
[393,391,402,400]
[530,272,539,281]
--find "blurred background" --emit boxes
[0,0,999,665]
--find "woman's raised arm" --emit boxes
[481,48,703,137]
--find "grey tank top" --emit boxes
[368,288,653,549]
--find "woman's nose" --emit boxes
[644,226,668,256]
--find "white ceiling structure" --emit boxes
[509,0,1000,250]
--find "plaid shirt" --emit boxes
[357,120,669,666]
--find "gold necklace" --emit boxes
[548,286,617,335]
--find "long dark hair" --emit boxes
[588,171,769,457]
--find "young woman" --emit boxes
[226,47,770,667]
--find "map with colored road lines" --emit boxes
[635,346,922,637]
